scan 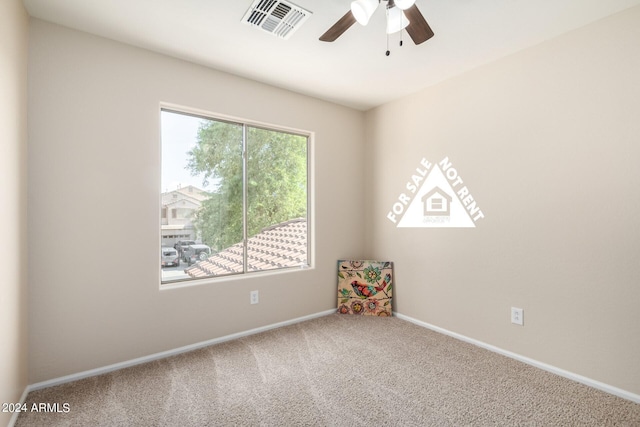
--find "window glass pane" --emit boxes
[161,110,243,282]
[246,127,308,272]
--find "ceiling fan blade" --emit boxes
[404,4,434,45]
[319,10,357,42]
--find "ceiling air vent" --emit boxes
[242,0,312,39]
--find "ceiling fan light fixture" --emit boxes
[386,7,409,34]
[351,0,379,26]
[394,0,416,10]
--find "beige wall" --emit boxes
[365,6,640,395]
[0,0,30,423]
[28,20,365,383]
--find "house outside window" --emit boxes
[160,108,310,284]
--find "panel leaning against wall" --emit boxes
[337,260,393,316]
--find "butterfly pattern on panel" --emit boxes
[337,260,393,316]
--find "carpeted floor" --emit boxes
[16,314,640,426]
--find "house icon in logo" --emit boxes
[422,187,452,217]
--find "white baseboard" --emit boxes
[27,309,337,393]
[7,387,30,427]
[394,312,640,404]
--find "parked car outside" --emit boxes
[174,240,196,260]
[161,247,180,268]
[185,244,212,265]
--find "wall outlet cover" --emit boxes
[250,290,259,304]
[511,307,524,325]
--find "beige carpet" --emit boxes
[16,314,640,426]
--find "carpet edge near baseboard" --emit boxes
[393,311,640,404]
[14,307,638,427]
[22,309,337,396]
[7,387,30,427]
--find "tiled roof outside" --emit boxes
[185,218,307,279]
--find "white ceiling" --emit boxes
[23,0,640,111]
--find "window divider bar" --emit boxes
[242,124,248,273]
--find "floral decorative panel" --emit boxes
[337,260,393,316]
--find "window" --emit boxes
[160,108,310,284]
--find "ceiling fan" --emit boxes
[319,0,434,51]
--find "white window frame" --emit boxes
[159,104,313,288]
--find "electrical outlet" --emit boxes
[511,307,524,326]
[250,290,259,305]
